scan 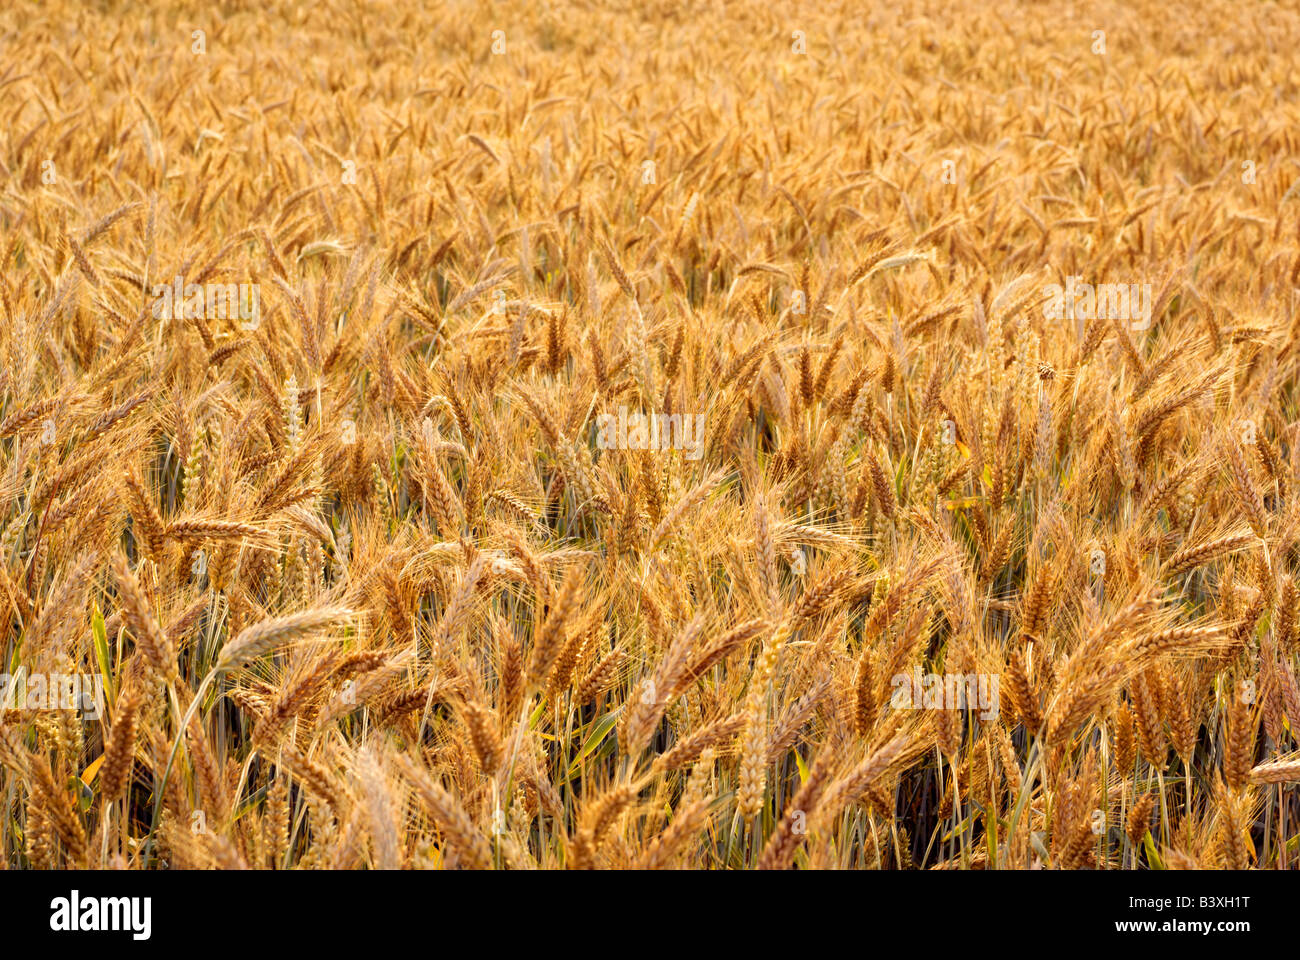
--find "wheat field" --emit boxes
[1,0,1299,870]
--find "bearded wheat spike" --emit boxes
[217,607,355,674]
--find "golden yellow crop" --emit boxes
[0,0,1297,870]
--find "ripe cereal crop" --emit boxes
[1,0,1300,872]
